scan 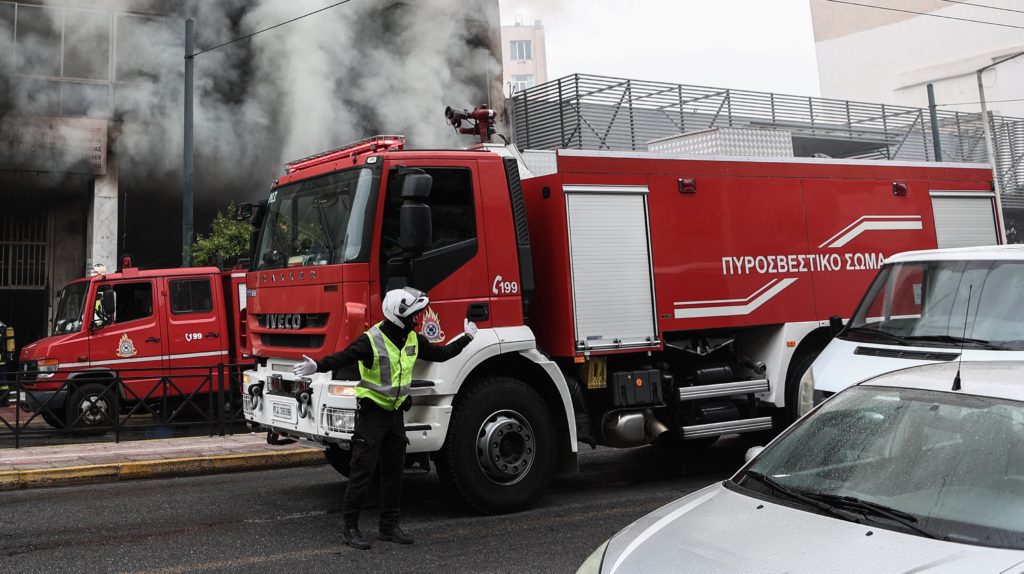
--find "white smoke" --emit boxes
[4,0,500,186]
[0,0,500,265]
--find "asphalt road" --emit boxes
[0,439,753,574]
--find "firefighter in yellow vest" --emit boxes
[293,287,477,549]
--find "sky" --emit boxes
[499,0,822,97]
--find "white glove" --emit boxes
[464,318,478,339]
[293,354,317,377]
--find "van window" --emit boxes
[847,260,1024,350]
[100,282,153,323]
[170,278,213,314]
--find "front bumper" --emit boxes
[242,365,452,453]
[17,389,68,413]
[243,368,356,446]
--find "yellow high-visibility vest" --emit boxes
[356,322,418,411]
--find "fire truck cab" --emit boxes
[242,124,1000,513]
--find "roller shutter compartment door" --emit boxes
[930,193,999,248]
[565,186,658,350]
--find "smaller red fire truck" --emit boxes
[17,260,249,431]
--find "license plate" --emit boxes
[271,401,296,423]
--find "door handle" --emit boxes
[145,337,160,343]
[467,303,489,322]
[206,332,220,338]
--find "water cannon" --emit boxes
[445,105,495,144]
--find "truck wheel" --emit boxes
[324,444,352,477]
[438,376,557,514]
[40,409,68,429]
[780,351,819,428]
[67,382,115,436]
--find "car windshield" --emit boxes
[736,386,1024,549]
[255,166,378,270]
[845,260,1024,350]
[52,281,89,334]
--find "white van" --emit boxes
[809,245,1024,405]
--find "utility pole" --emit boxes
[975,50,1024,195]
[182,18,195,267]
[927,83,942,162]
[977,70,999,194]
[974,50,1024,245]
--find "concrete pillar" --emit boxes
[86,156,118,274]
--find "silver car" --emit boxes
[578,362,1024,574]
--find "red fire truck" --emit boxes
[17,264,249,431]
[242,107,1001,512]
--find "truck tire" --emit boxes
[324,444,352,477]
[67,382,115,436]
[437,376,557,514]
[40,409,68,430]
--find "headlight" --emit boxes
[328,384,357,397]
[36,358,59,379]
[796,366,815,416]
[321,407,356,433]
[576,540,609,574]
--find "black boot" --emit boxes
[342,525,371,550]
[378,525,414,545]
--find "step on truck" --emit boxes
[241,106,1002,512]
[17,261,250,432]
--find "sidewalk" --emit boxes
[0,433,325,491]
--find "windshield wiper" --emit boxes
[804,492,945,540]
[742,471,859,522]
[902,335,1006,350]
[312,198,335,264]
[844,327,908,346]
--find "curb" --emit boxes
[0,449,325,491]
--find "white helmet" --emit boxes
[382,287,429,329]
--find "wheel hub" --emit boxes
[79,394,109,425]
[476,410,535,485]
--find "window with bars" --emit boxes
[0,212,49,289]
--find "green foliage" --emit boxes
[191,201,251,268]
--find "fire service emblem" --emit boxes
[116,334,138,358]
[419,307,446,343]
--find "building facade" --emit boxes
[810,0,1024,117]
[0,0,502,354]
[0,0,166,347]
[501,18,546,97]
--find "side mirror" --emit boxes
[829,315,844,338]
[400,203,432,258]
[401,173,433,200]
[399,172,433,258]
[235,202,254,221]
[101,290,116,316]
[744,446,765,463]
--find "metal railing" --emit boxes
[0,363,253,448]
[509,74,1024,209]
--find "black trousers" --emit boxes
[343,398,406,529]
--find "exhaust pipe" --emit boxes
[602,409,670,448]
